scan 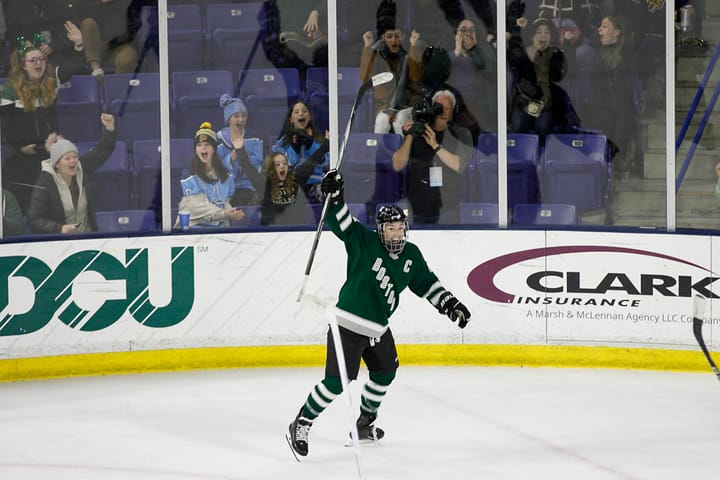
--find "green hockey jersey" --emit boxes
[326,201,450,337]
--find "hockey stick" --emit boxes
[296,71,393,302]
[692,295,720,382]
[297,294,365,478]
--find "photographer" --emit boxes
[392,90,473,225]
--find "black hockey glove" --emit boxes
[437,291,471,329]
[321,169,344,205]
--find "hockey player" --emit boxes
[287,169,471,458]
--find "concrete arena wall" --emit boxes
[0,229,717,381]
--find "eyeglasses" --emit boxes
[383,32,402,40]
[25,55,46,65]
[457,28,476,34]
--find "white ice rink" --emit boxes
[1,366,719,479]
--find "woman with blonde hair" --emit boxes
[1,37,63,213]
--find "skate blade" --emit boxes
[344,437,381,447]
[285,433,303,462]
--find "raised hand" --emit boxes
[100,113,115,132]
[65,21,83,48]
[303,10,319,33]
[363,31,374,48]
[409,30,420,47]
[321,169,344,205]
[230,125,245,150]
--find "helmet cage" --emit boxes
[376,205,408,254]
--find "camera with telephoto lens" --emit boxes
[408,96,443,136]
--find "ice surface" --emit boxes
[1,366,719,479]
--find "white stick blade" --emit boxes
[693,295,708,319]
[371,72,393,87]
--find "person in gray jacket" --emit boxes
[25,113,116,234]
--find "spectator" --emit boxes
[272,100,329,203]
[233,139,329,226]
[2,189,25,237]
[76,0,139,78]
[444,17,497,133]
[1,39,61,213]
[260,0,328,79]
[360,0,423,134]
[507,17,581,145]
[175,122,245,229]
[574,13,641,179]
[25,113,117,234]
[105,0,159,73]
[302,0,326,35]
[4,1,89,81]
[216,94,264,207]
[391,89,473,224]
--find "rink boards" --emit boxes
[0,228,717,380]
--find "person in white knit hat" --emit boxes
[25,113,117,234]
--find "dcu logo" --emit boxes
[0,247,194,336]
[467,246,719,304]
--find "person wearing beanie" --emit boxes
[216,93,264,207]
[176,121,245,229]
[26,113,117,234]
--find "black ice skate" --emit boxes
[347,414,385,446]
[286,408,312,461]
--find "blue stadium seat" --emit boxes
[172,70,234,138]
[76,141,131,211]
[464,133,540,207]
[238,68,302,145]
[307,67,372,133]
[95,210,157,233]
[132,139,192,212]
[238,67,301,100]
[104,73,161,146]
[341,133,404,206]
[512,203,578,225]
[305,66,328,98]
[541,134,610,213]
[306,202,368,225]
[459,202,499,225]
[166,4,204,71]
[131,139,162,211]
[57,75,101,143]
[206,3,269,71]
[348,202,369,224]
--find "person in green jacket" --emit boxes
[287,169,471,459]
